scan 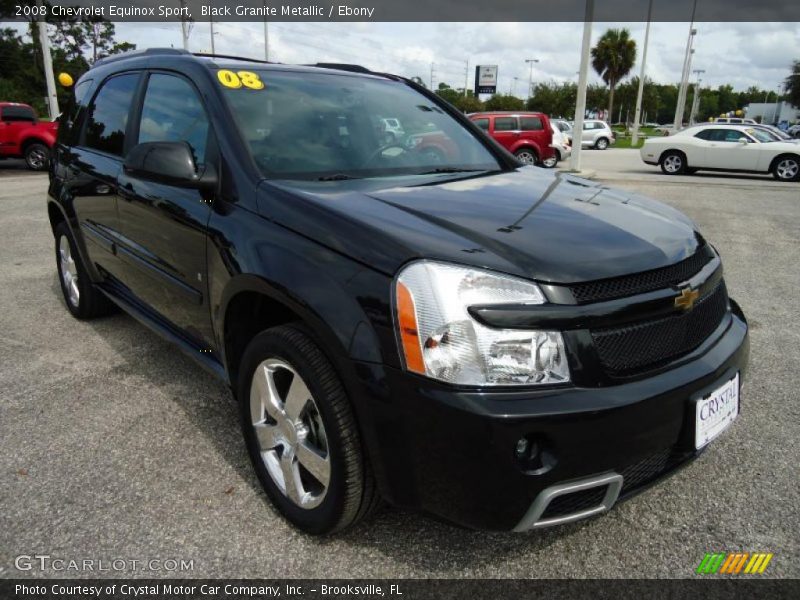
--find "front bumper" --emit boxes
[350,301,749,531]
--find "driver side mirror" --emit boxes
[737,137,749,145]
[123,141,217,189]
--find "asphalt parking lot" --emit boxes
[1,151,798,579]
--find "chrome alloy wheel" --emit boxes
[250,358,330,509]
[515,150,537,165]
[663,154,683,173]
[59,236,80,307]
[775,158,799,180]
[26,146,49,170]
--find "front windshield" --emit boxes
[221,69,501,180]
[746,128,776,143]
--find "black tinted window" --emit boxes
[519,116,543,131]
[473,118,489,131]
[84,74,139,155]
[2,105,36,122]
[138,74,210,164]
[58,79,93,145]
[494,117,517,131]
[694,129,713,140]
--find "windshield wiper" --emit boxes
[316,174,361,181]
[417,167,490,175]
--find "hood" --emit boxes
[260,167,701,284]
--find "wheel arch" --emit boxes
[659,148,687,164]
[217,273,383,392]
[21,135,52,154]
[768,152,800,173]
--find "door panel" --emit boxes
[67,72,141,281]
[490,116,520,151]
[116,72,216,348]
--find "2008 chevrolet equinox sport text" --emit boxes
[47,49,749,535]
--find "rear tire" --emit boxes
[238,324,380,535]
[54,223,117,319]
[772,155,800,181]
[24,142,50,171]
[541,154,557,168]
[660,151,687,175]
[514,148,538,165]
[595,137,609,150]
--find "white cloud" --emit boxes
[10,20,800,95]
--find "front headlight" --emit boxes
[395,261,570,386]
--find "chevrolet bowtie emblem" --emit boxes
[675,287,700,311]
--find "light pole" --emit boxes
[570,0,594,173]
[631,0,653,146]
[772,85,782,124]
[36,0,58,119]
[689,69,705,124]
[674,0,698,130]
[512,77,520,96]
[525,58,539,99]
[210,18,216,54]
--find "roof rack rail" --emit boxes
[310,63,372,74]
[193,52,276,64]
[92,47,190,68]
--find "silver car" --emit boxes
[580,120,615,150]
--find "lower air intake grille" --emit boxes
[540,486,608,520]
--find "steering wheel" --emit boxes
[362,143,408,167]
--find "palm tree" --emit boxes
[591,28,637,123]
[785,60,800,108]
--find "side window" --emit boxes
[694,129,713,141]
[1,105,36,122]
[473,118,489,131]
[58,79,93,145]
[519,116,543,131]
[84,74,139,156]
[137,73,210,165]
[494,117,518,131]
[718,129,741,142]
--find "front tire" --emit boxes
[25,142,50,171]
[54,223,116,319]
[238,325,380,535]
[541,154,558,168]
[660,151,687,175]
[772,155,800,181]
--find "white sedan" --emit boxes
[640,124,800,182]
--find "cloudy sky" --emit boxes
[15,21,800,94]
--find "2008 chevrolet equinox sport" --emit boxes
[47,49,749,534]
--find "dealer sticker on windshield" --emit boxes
[695,372,740,449]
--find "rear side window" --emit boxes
[473,118,489,131]
[84,73,139,156]
[1,105,36,122]
[137,73,210,165]
[58,79,93,145]
[494,117,517,131]
[519,116,543,131]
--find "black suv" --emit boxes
[48,49,749,534]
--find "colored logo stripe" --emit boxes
[697,552,773,574]
[744,553,774,574]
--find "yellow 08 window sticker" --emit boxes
[217,69,265,90]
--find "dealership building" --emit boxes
[744,101,800,124]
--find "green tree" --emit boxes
[485,93,524,111]
[784,60,800,108]
[591,28,637,122]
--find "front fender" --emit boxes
[208,205,389,379]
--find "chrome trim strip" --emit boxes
[513,472,623,532]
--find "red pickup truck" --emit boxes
[0,102,58,170]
